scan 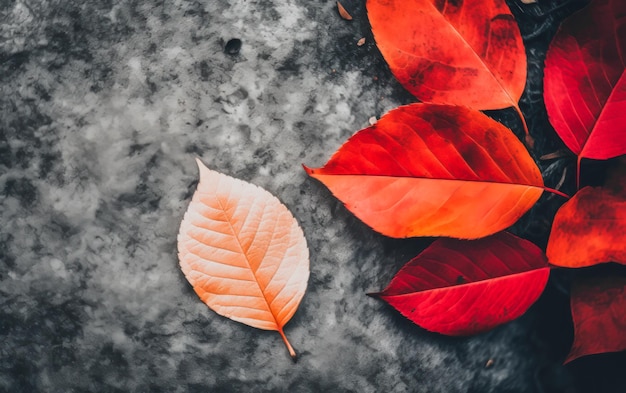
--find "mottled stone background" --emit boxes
[1,0,624,392]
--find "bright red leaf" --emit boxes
[367,0,527,112]
[305,104,544,239]
[546,185,626,268]
[566,275,626,363]
[544,0,626,164]
[372,232,550,335]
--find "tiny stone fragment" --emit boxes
[224,38,242,55]
[485,359,494,368]
[337,1,353,20]
[357,37,366,46]
[368,116,377,125]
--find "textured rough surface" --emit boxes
[1,0,624,392]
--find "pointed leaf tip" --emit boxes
[194,157,213,182]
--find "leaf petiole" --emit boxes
[513,104,536,149]
[543,187,570,199]
[278,328,297,362]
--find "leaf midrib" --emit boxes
[582,69,626,157]
[381,267,550,297]
[313,172,544,190]
[214,188,282,330]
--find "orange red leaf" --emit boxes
[177,159,309,359]
[373,232,550,335]
[366,0,526,111]
[305,104,544,239]
[566,275,626,363]
[546,185,626,268]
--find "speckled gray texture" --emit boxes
[1,0,624,392]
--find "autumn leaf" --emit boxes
[544,0,626,174]
[305,104,545,239]
[177,159,309,359]
[546,185,626,268]
[366,0,527,113]
[566,275,626,363]
[371,232,550,335]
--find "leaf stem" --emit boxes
[513,105,529,135]
[543,187,570,199]
[278,328,297,362]
[513,105,535,148]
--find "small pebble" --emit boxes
[225,39,242,55]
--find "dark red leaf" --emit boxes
[374,232,550,335]
[544,0,626,164]
[566,275,626,363]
